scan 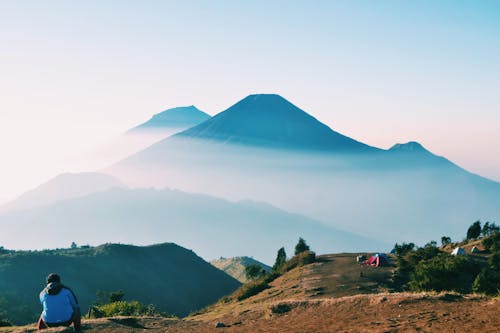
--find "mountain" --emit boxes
[0,187,387,264]
[107,94,500,245]
[129,106,210,133]
[0,243,240,325]
[177,94,378,152]
[211,256,271,283]
[0,172,124,212]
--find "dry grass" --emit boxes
[2,253,498,332]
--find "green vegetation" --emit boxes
[245,264,266,281]
[233,238,315,301]
[87,291,166,318]
[294,238,310,255]
[272,247,287,271]
[467,221,482,240]
[394,221,500,296]
[0,242,240,325]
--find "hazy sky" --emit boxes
[0,0,499,204]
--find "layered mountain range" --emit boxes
[1,94,499,259]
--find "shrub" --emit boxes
[472,268,500,295]
[89,300,158,318]
[234,279,271,301]
[245,264,266,281]
[482,232,500,252]
[0,318,11,327]
[392,242,415,257]
[409,254,482,293]
[280,251,316,273]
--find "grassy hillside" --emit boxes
[0,243,240,325]
[1,250,499,332]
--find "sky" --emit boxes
[0,0,499,204]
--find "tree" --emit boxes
[273,247,287,271]
[109,290,125,303]
[294,238,310,255]
[392,242,415,257]
[466,221,482,240]
[482,222,500,237]
[245,264,265,281]
[70,242,77,249]
[441,236,451,246]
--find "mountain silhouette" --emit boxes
[177,94,378,152]
[0,172,124,212]
[129,106,210,133]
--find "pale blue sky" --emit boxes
[0,0,499,203]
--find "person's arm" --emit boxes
[39,290,45,305]
[65,287,80,311]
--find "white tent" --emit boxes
[451,247,466,256]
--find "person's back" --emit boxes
[38,273,81,332]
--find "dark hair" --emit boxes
[46,273,61,283]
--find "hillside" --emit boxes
[211,257,271,283]
[2,252,498,332]
[0,243,240,325]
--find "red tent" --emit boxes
[363,253,391,267]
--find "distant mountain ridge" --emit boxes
[0,187,386,263]
[129,106,210,133]
[0,172,124,212]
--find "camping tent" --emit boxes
[451,247,466,256]
[363,253,391,267]
[471,246,480,253]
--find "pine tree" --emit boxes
[294,237,310,255]
[273,247,287,271]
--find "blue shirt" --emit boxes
[39,286,79,323]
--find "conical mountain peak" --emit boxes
[177,94,377,152]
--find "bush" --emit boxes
[409,254,482,293]
[0,318,11,327]
[392,242,415,257]
[472,268,500,295]
[89,301,157,318]
[280,251,315,273]
[234,279,271,301]
[482,232,500,252]
[245,264,266,281]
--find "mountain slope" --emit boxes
[176,94,378,152]
[0,243,240,325]
[211,257,271,283]
[0,172,124,212]
[0,188,387,264]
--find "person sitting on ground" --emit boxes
[38,273,81,332]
